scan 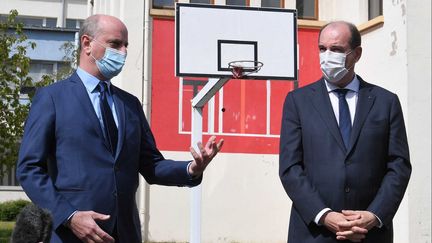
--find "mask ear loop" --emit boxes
[344,50,356,71]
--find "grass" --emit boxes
[0,221,14,243]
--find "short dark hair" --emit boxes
[11,204,53,243]
[319,21,361,49]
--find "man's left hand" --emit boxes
[188,136,224,177]
[336,210,379,241]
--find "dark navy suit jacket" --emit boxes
[17,72,201,242]
[279,76,411,243]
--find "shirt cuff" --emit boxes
[63,210,77,226]
[372,212,383,228]
[186,161,201,180]
[314,208,332,225]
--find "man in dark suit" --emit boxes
[279,21,411,243]
[17,14,223,243]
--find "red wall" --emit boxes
[151,18,321,154]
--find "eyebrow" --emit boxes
[108,39,129,47]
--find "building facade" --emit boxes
[0,0,430,243]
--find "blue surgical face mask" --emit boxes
[91,40,127,80]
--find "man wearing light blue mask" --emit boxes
[17,14,224,243]
[279,21,411,243]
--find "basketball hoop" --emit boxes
[228,60,264,79]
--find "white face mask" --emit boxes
[319,50,352,83]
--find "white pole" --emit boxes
[190,77,229,243]
[190,107,203,243]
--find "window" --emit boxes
[45,18,57,27]
[28,62,56,82]
[190,0,211,3]
[369,0,383,20]
[153,0,175,9]
[20,61,68,104]
[296,0,318,20]
[66,19,84,29]
[261,0,282,8]
[226,0,247,6]
[0,166,19,186]
[12,16,57,28]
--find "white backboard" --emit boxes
[175,3,297,80]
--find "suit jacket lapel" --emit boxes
[347,78,376,154]
[112,86,125,160]
[69,72,110,150]
[309,79,347,152]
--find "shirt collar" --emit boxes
[76,67,112,93]
[325,74,360,93]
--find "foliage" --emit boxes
[0,10,79,179]
[57,40,79,79]
[0,10,36,178]
[0,199,30,221]
[0,221,14,243]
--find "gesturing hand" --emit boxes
[188,136,224,177]
[67,211,114,243]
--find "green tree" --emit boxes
[0,10,55,179]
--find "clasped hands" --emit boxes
[321,210,379,242]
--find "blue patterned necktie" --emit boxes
[335,89,351,149]
[99,81,118,156]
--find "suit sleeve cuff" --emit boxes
[314,208,332,225]
[186,161,202,180]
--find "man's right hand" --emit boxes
[320,211,352,234]
[67,211,115,243]
[320,211,368,242]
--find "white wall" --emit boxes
[147,152,290,243]
[406,0,432,242]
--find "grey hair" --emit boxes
[78,15,102,51]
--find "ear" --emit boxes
[81,34,92,55]
[354,46,362,63]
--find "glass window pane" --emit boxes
[153,0,174,9]
[16,17,43,27]
[262,0,280,8]
[190,0,211,3]
[368,0,382,19]
[0,15,7,22]
[29,62,54,83]
[66,19,77,29]
[226,0,246,6]
[296,0,317,20]
[45,18,57,27]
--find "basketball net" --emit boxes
[232,66,244,79]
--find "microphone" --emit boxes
[10,203,53,243]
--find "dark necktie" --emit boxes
[334,89,351,149]
[99,81,118,156]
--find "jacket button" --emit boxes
[114,165,120,171]
[345,160,352,165]
[345,187,350,193]
[113,191,117,197]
